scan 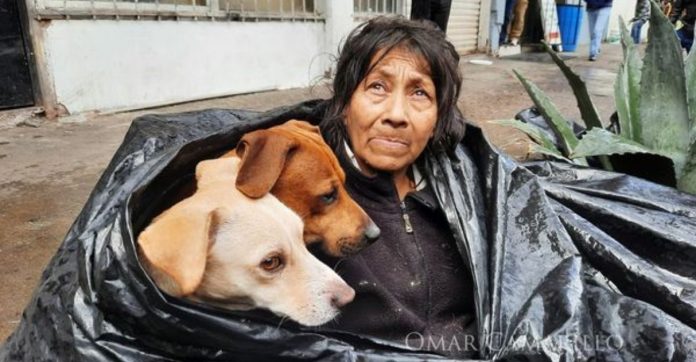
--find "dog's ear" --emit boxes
[235,130,298,198]
[138,206,223,297]
[284,119,321,135]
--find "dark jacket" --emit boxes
[584,0,612,10]
[633,0,650,22]
[318,146,477,358]
[3,100,696,361]
[671,0,696,35]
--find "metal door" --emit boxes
[447,0,483,54]
[0,0,34,109]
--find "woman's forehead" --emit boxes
[368,47,432,77]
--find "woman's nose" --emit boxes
[382,92,408,128]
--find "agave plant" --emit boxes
[498,1,696,194]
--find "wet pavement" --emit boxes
[0,43,623,341]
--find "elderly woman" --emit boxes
[314,15,696,361]
[318,18,477,358]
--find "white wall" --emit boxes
[44,20,325,114]
[607,0,647,41]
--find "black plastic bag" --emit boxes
[2,100,696,361]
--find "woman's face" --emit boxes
[344,48,438,176]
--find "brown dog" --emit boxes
[226,120,380,257]
[138,157,355,326]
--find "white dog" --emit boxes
[138,157,355,326]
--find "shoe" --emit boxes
[589,55,597,61]
[510,37,519,46]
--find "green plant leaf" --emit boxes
[614,17,642,141]
[530,144,574,163]
[492,119,559,151]
[688,41,696,141]
[639,1,690,177]
[682,44,696,194]
[570,128,660,158]
[679,162,696,194]
[512,70,579,158]
[541,41,603,130]
[492,119,578,164]
[619,16,635,56]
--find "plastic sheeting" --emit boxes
[2,100,696,361]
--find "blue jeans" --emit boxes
[587,7,612,57]
[677,28,694,53]
[499,0,518,44]
[631,19,646,44]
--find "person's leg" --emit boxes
[631,19,645,44]
[430,0,453,32]
[587,9,600,58]
[676,28,694,53]
[595,7,612,54]
[509,0,529,44]
[685,34,694,53]
[499,0,518,43]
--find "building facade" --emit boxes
[2,0,491,117]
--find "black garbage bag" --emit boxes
[2,100,696,361]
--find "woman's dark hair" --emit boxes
[321,16,465,153]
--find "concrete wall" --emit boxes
[43,20,325,114]
[608,0,649,42]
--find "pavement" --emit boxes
[0,43,624,341]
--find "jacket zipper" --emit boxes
[400,201,414,234]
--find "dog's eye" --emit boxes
[260,255,284,272]
[321,188,338,204]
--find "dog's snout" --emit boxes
[362,221,381,245]
[330,284,355,309]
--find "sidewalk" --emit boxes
[0,43,623,341]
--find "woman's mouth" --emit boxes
[370,136,409,149]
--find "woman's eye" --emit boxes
[413,89,430,98]
[260,255,284,272]
[368,82,386,92]
[321,188,338,204]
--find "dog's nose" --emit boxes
[362,221,381,245]
[331,285,356,309]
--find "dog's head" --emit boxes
[138,157,354,326]
[234,120,380,257]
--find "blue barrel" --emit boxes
[556,4,583,52]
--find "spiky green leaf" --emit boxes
[493,119,559,151]
[530,144,574,163]
[492,119,579,163]
[680,162,696,194]
[570,128,660,158]
[682,42,696,194]
[541,41,603,130]
[688,41,696,141]
[639,1,690,177]
[614,17,643,141]
[619,16,635,56]
[512,70,579,158]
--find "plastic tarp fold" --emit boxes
[2,100,696,361]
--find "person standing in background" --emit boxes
[584,0,613,61]
[631,0,650,44]
[499,0,519,44]
[670,0,695,53]
[508,0,530,45]
[411,0,453,32]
